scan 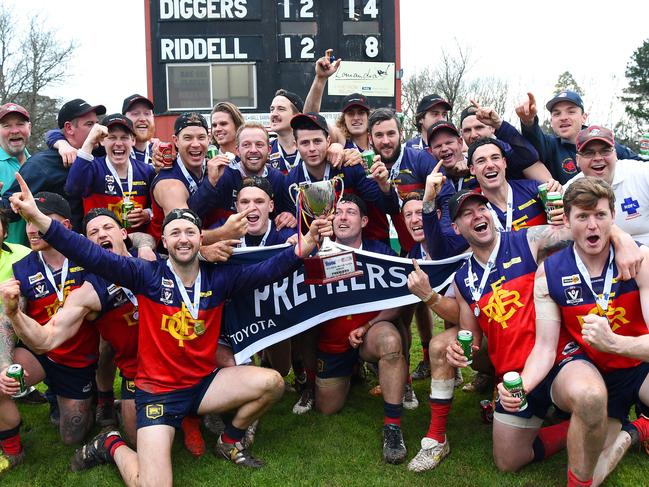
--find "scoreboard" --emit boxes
[144,0,400,136]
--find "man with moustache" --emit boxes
[268,89,305,174]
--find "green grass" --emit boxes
[3,329,647,486]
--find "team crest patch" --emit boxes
[33,282,48,298]
[564,286,583,305]
[161,287,174,305]
[561,157,577,175]
[105,175,117,195]
[269,152,281,160]
[146,404,164,419]
[125,380,135,393]
[562,274,581,286]
[28,272,45,285]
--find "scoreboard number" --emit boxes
[280,35,316,61]
[365,36,378,58]
[347,0,379,19]
[281,0,315,19]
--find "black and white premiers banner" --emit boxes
[222,244,469,364]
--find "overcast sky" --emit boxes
[4,0,648,127]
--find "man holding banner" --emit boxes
[7,172,332,485]
[315,194,408,464]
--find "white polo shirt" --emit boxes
[565,159,649,246]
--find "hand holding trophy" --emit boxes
[289,176,363,285]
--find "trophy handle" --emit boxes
[288,182,299,207]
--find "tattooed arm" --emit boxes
[0,295,26,369]
[526,224,573,263]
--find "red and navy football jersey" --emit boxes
[268,139,299,175]
[317,240,395,353]
[86,273,139,379]
[13,252,99,368]
[454,230,572,377]
[489,179,547,231]
[65,155,154,230]
[544,244,648,373]
[43,220,304,393]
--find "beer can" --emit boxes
[159,142,174,169]
[537,183,548,204]
[121,200,135,229]
[503,371,528,411]
[457,330,473,365]
[206,144,219,160]
[480,399,494,424]
[545,191,562,220]
[361,150,375,177]
[6,364,27,398]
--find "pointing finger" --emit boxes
[432,160,444,174]
[412,258,421,272]
[470,99,481,110]
[528,92,536,107]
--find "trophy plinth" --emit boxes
[289,178,364,285]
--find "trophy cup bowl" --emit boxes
[289,177,363,285]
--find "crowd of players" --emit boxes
[0,50,648,486]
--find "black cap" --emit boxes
[102,113,135,135]
[448,189,489,221]
[57,99,107,129]
[174,112,209,136]
[416,94,452,115]
[81,208,133,247]
[34,192,72,220]
[459,106,479,126]
[240,176,274,199]
[162,208,202,231]
[426,120,460,145]
[290,112,329,134]
[122,94,154,114]
[276,90,304,113]
[341,93,370,112]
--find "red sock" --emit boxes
[426,400,451,443]
[305,368,316,388]
[221,432,239,444]
[567,468,592,487]
[535,420,569,459]
[103,433,126,458]
[631,416,649,442]
[422,346,430,364]
[0,433,22,456]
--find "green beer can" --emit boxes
[457,330,473,365]
[537,183,548,204]
[6,364,27,398]
[206,144,219,160]
[503,371,528,411]
[545,191,562,221]
[361,149,375,178]
[121,200,134,229]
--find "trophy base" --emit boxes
[303,249,363,285]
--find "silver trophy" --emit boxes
[289,176,363,284]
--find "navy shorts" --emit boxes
[603,362,649,421]
[120,376,136,400]
[19,345,95,400]
[316,348,360,379]
[495,354,589,423]
[135,369,220,429]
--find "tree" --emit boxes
[0,6,75,152]
[553,71,585,96]
[621,38,649,125]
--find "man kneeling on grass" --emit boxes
[315,194,408,464]
[6,173,331,486]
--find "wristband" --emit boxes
[424,292,441,308]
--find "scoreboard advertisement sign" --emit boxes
[145,0,400,136]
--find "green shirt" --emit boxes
[0,146,29,245]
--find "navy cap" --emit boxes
[102,113,135,135]
[122,94,154,114]
[290,112,329,134]
[174,112,209,135]
[426,120,460,145]
[416,94,452,115]
[341,93,370,112]
[57,99,106,129]
[448,189,489,221]
[546,90,584,112]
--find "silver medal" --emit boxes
[474,305,480,318]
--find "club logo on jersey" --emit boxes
[28,272,45,285]
[561,340,580,357]
[564,286,583,304]
[160,304,205,347]
[502,256,522,269]
[269,152,280,160]
[482,276,524,329]
[125,379,135,393]
[160,278,174,305]
[106,284,120,295]
[105,175,117,195]
[578,305,629,333]
[33,282,48,298]
[562,274,582,286]
[562,157,578,175]
[145,404,163,419]
[512,215,530,231]
[123,307,138,327]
